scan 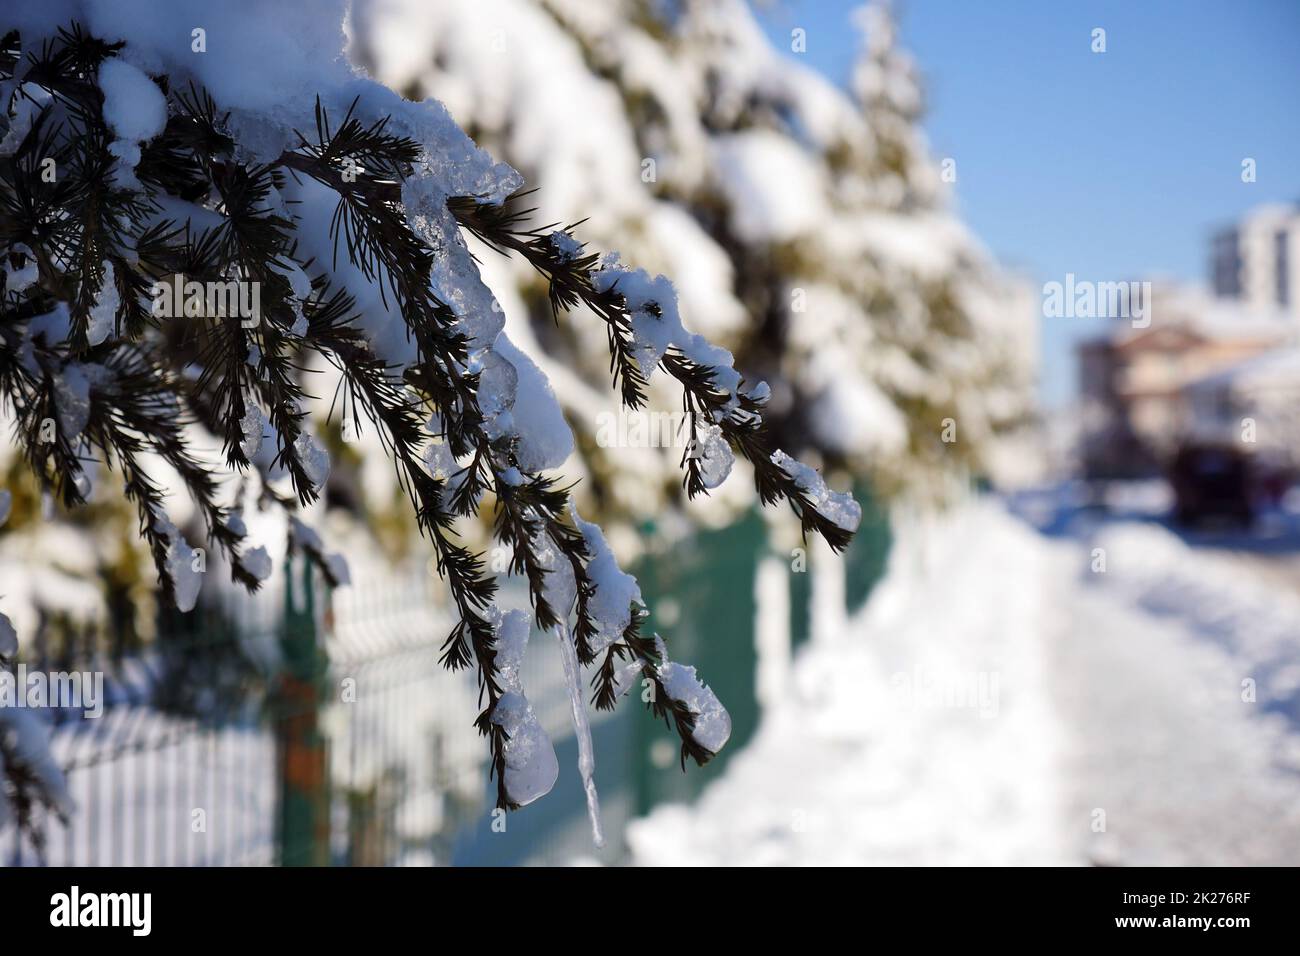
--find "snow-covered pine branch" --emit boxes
[0,2,860,837]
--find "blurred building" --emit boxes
[1211,203,1300,321]
[1077,282,1295,478]
[1079,202,1300,478]
[1182,346,1300,470]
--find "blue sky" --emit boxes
[754,0,1300,407]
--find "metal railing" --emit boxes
[4,500,894,866]
[4,557,491,866]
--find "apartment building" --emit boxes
[1211,203,1300,320]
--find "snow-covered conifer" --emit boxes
[355,0,1036,514]
[0,1,860,838]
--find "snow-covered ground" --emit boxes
[628,493,1300,866]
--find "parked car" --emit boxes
[1168,443,1253,527]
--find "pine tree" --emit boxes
[355,0,1035,519]
[0,12,860,840]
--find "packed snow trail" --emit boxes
[630,501,1071,865]
[1058,518,1300,865]
[628,498,1300,865]
[1053,579,1300,865]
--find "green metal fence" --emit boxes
[4,556,486,867]
[4,502,893,867]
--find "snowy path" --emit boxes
[628,498,1300,866]
[1057,518,1300,865]
[1055,567,1300,865]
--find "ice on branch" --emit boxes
[547,229,583,263]
[771,450,863,533]
[151,508,203,613]
[239,405,268,459]
[694,421,735,491]
[490,609,559,807]
[293,432,331,494]
[422,438,455,481]
[573,509,642,657]
[657,662,731,755]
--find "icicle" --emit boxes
[555,623,604,847]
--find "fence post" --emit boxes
[274,555,331,866]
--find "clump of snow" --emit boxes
[693,421,734,490]
[288,516,323,553]
[591,255,679,376]
[490,609,559,806]
[86,261,118,345]
[239,404,267,459]
[0,84,52,157]
[588,254,746,414]
[771,449,862,533]
[242,545,273,582]
[572,509,642,657]
[658,661,731,754]
[272,259,313,336]
[52,363,112,440]
[288,516,350,588]
[547,229,583,262]
[401,171,506,352]
[422,438,455,481]
[293,432,331,493]
[70,455,95,501]
[529,526,577,621]
[26,302,71,348]
[97,58,167,142]
[150,507,203,612]
[97,58,167,187]
[2,243,39,293]
[163,538,204,612]
[571,502,731,762]
[485,333,573,473]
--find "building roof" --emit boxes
[1185,345,1300,395]
[1080,281,1296,351]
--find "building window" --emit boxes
[1213,228,1242,298]
[1276,229,1290,306]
